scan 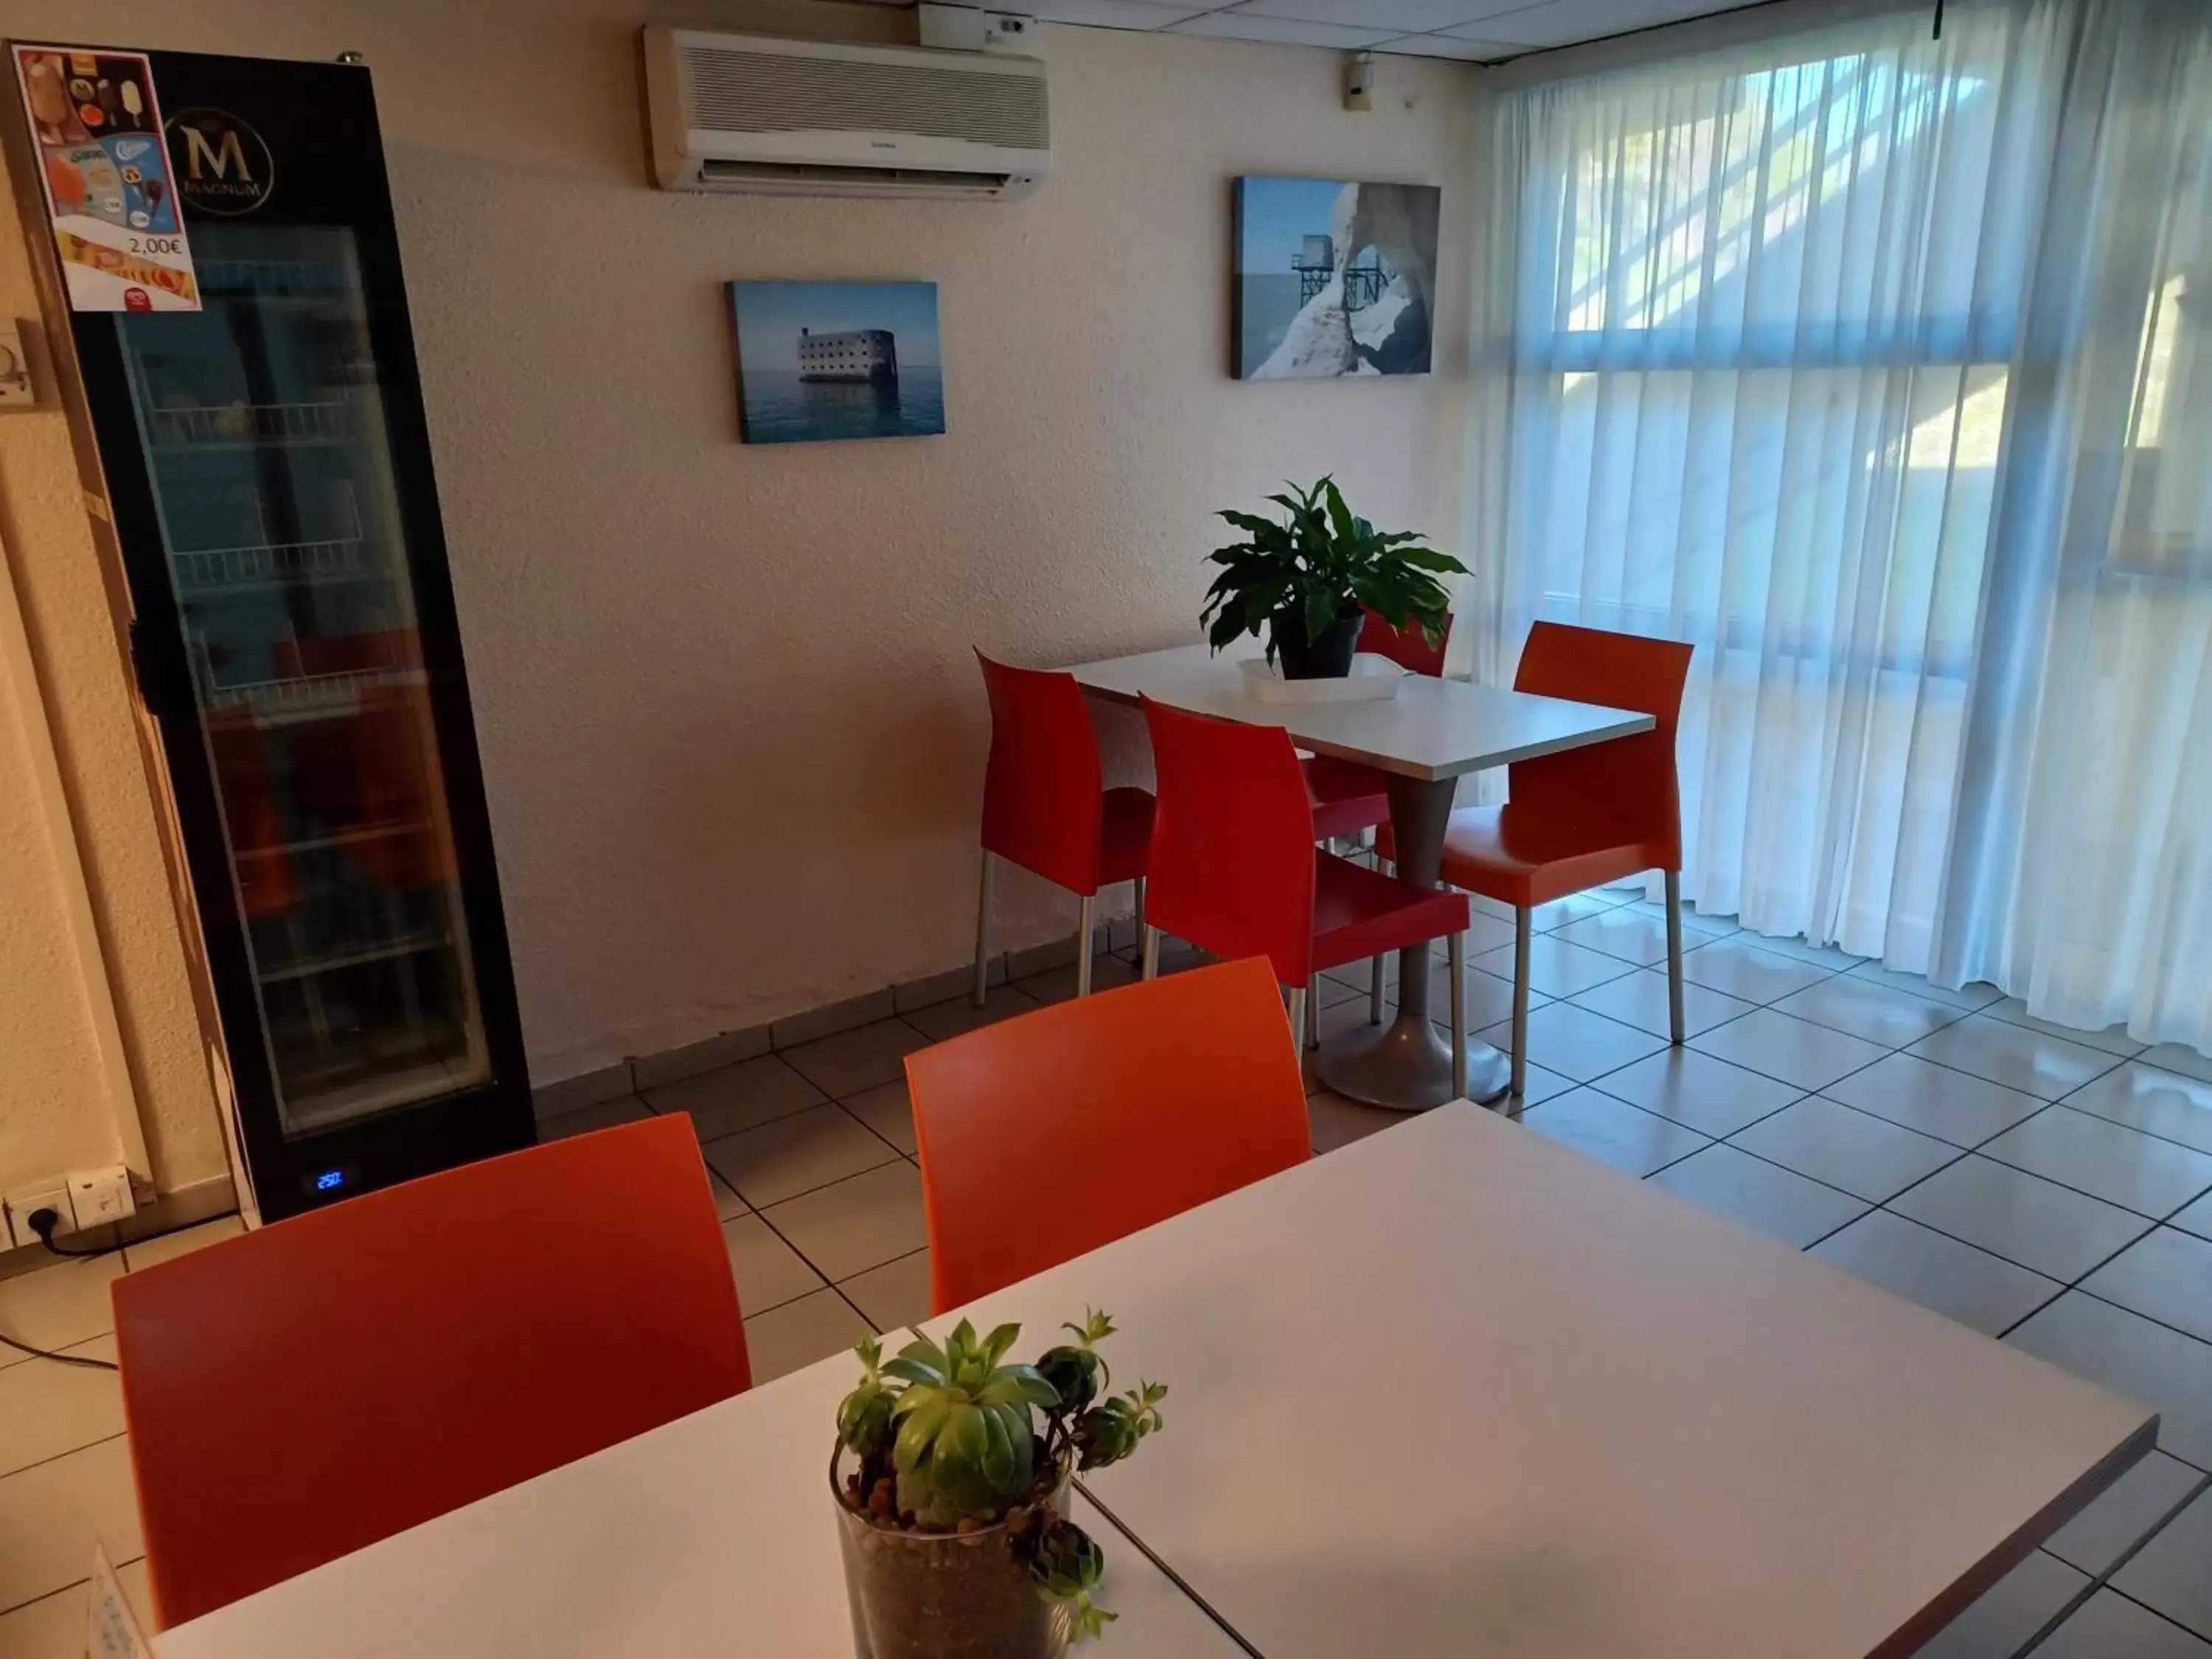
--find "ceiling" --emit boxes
[991,0,1774,63]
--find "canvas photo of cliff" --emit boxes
[1233,177,1440,380]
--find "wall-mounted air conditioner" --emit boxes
[642,27,1051,202]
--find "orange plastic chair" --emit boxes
[974,651,1153,1002]
[1140,698,1471,1087]
[1390,622,1693,1096]
[112,1115,749,1629]
[910,957,1311,1311]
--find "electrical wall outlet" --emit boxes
[68,1166,135,1229]
[4,1184,72,1251]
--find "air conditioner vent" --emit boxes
[681,47,1048,150]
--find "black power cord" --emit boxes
[27,1206,110,1259]
[0,1328,117,1371]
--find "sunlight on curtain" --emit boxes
[1475,0,2212,1050]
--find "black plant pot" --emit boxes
[1272,608,1363,680]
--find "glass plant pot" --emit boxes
[832,1449,1074,1659]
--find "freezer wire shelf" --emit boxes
[197,257,353,298]
[174,535,375,594]
[150,400,353,448]
[205,664,424,724]
[255,928,453,986]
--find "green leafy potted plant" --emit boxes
[1200,475,1467,678]
[832,1311,1168,1659]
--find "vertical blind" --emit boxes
[1472,0,2212,1050]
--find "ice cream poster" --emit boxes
[13,45,198,311]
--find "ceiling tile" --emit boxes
[1169,9,1402,45]
[1445,0,1753,48]
[1238,0,1514,34]
[1025,0,1201,24]
[1374,32,1520,56]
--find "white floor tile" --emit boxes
[0,1259,120,1367]
[720,1214,827,1316]
[703,1104,901,1208]
[1644,1144,1868,1248]
[1308,1089,1405,1153]
[1811,1211,2060,1337]
[741,1288,872,1386]
[0,1338,120,1481]
[2008,1293,2212,1470]
[759,1163,930,1283]
[1590,1048,1803,1138]
[1621,897,1740,939]
[1823,1053,2048,1148]
[779,1019,931,1099]
[1846,961,2006,1012]
[708,1172,748,1221]
[2142,1046,2212,1088]
[2037,1589,2212,1658]
[1415,964,1526,1030]
[841,1080,917,1156]
[1770,975,1964,1049]
[1980,1108,2212,1220]
[900,984,1043,1044]
[1548,907,1703,967]
[1891,1156,2153,1282]
[0,1437,139,1613]
[1526,889,1631,931]
[2045,1451,2206,1576]
[1472,934,1637,999]
[2084,1228,2212,1346]
[2113,1487,2212,1641]
[1725,933,1865,972]
[2177,1192,2212,1244]
[0,1557,147,1659]
[1676,935,1840,1004]
[1015,953,1141,1005]
[119,1216,244,1273]
[1517,1089,1709,1177]
[1728,1097,1962,1203]
[1913,1550,2086,1658]
[1909,1016,2122,1102]
[539,1094,649,1141]
[1567,967,1754,1040]
[1478,1001,1667,1083]
[1498,1061,1577,1108]
[1688,1007,1890,1093]
[2066,1065,2212,1158]
[643,1057,824,1141]
[839,1251,933,1334]
[1982,997,2146,1059]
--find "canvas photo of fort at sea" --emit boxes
[729,280,946,445]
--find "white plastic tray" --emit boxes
[1239,654,1405,705]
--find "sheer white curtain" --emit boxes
[1471,0,2212,1051]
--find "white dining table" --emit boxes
[156,1105,2156,1659]
[1065,638,1654,1107]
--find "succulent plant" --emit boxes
[1034,1308,1116,1416]
[883,1321,1059,1527]
[1073,1381,1168,1472]
[1032,1518,1114,1642]
[834,1310,1169,1645]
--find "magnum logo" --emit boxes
[164,107,272,215]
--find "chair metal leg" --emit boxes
[1133,876,1146,945]
[973,851,995,1007]
[1368,955,1385,1026]
[1306,983,1321,1051]
[1511,906,1532,1098]
[1076,895,1096,997]
[1448,928,1467,1099]
[1664,869,1686,1046]
[1284,985,1307,1048]
[1141,925,1161,981]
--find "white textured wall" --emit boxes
[0,0,1475,1088]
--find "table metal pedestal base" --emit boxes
[1318,1015,1512,1109]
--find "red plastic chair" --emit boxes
[1413,622,1694,1096]
[1138,698,1472,1088]
[975,652,1152,1001]
[111,1115,749,1629]
[910,957,1311,1310]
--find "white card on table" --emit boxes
[85,1542,151,1659]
